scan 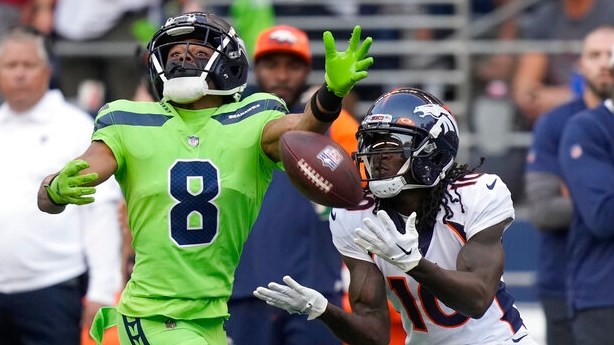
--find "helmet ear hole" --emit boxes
[430,151,444,165]
[230,65,241,77]
[412,150,454,185]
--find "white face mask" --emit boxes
[162,75,209,104]
[162,74,245,103]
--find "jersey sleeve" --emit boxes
[91,101,128,173]
[460,173,515,239]
[242,92,287,171]
[91,100,177,179]
[329,208,374,262]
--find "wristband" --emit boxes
[318,83,343,112]
[310,84,342,122]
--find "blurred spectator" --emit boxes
[225,24,350,345]
[472,0,518,86]
[228,0,275,55]
[50,0,163,113]
[474,0,614,202]
[512,0,614,129]
[464,1,527,203]
[0,25,122,345]
[404,0,518,100]
[163,0,202,16]
[0,0,57,103]
[558,48,614,345]
[524,25,614,345]
[0,0,55,35]
[0,0,25,34]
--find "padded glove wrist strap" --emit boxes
[310,83,342,122]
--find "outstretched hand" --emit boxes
[323,25,374,97]
[354,210,422,272]
[253,275,328,320]
[46,159,98,205]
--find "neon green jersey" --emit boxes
[92,93,286,320]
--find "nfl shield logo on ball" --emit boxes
[317,145,344,171]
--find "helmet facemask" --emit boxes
[147,13,248,103]
[354,88,459,199]
[355,126,438,198]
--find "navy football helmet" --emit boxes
[355,88,459,198]
[147,12,248,103]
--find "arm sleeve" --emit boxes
[524,172,572,230]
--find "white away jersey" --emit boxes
[330,173,534,345]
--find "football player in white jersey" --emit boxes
[254,88,539,345]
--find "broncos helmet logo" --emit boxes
[269,29,298,45]
[414,104,458,138]
[414,104,451,119]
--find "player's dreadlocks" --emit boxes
[415,158,483,231]
[375,158,484,232]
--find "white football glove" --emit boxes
[253,275,328,320]
[354,210,422,272]
[254,276,328,320]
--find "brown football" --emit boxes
[280,131,363,208]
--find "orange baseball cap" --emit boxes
[253,25,312,64]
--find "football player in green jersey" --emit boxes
[36,12,372,345]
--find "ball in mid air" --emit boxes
[280,131,363,208]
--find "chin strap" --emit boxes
[368,157,441,198]
[366,157,412,198]
[368,176,407,198]
[369,176,432,198]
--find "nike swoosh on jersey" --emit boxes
[330,211,337,221]
[486,178,497,190]
[512,334,528,343]
[396,243,413,255]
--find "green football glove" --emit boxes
[45,159,98,205]
[323,25,374,97]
